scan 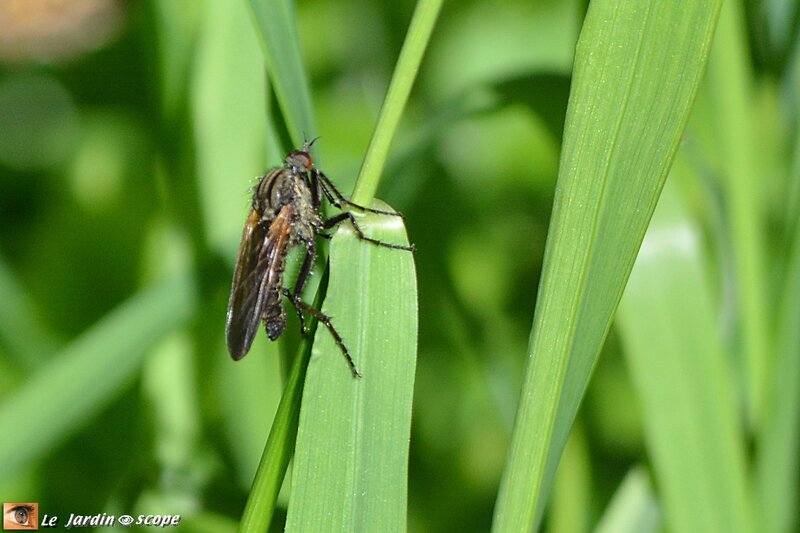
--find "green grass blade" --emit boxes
[593,468,660,533]
[702,0,770,428]
[0,274,195,481]
[351,0,444,205]
[285,207,417,532]
[237,329,315,533]
[149,0,201,121]
[247,0,316,144]
[192,0,268,252]
[617,179,752,533]
[547,424,591,533]
[756,187,800,532]
[190,0,286,490]
[491,2,721,531]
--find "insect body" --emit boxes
[225,142,413,377]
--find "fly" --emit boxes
[225,140,414,377]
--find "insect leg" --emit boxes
[322,212,416,251]
[282,288,362,378]
[291,242,316,335]
[310,167,322,211]
[315,170,404,217]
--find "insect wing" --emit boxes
[226,207,294,360]
[225,210,271,360]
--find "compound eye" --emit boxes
[286,151,313,171]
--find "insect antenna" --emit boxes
[302,135,321,153]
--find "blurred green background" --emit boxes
[0,0,797,532]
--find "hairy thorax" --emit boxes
[254,168,320,244]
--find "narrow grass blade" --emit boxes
[756,189,800,532]
[701,0,770,428]
[237,326,315,533]
[285,207,417,532]
[547,424,591,533]
[197,0,294,485]
[351,0,444,205]
[149,0,201,120]
[247,0,316,143]
[593,468,660,533]
[0,274,195,480]
[492,2,721,531]
[617,179,751,533]
[192,0,268,252]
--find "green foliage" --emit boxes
[0,0,798,532]
[0,275,195,481]
[618,179,751,533]
[493,2,721,531]
[286,209,417,532]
